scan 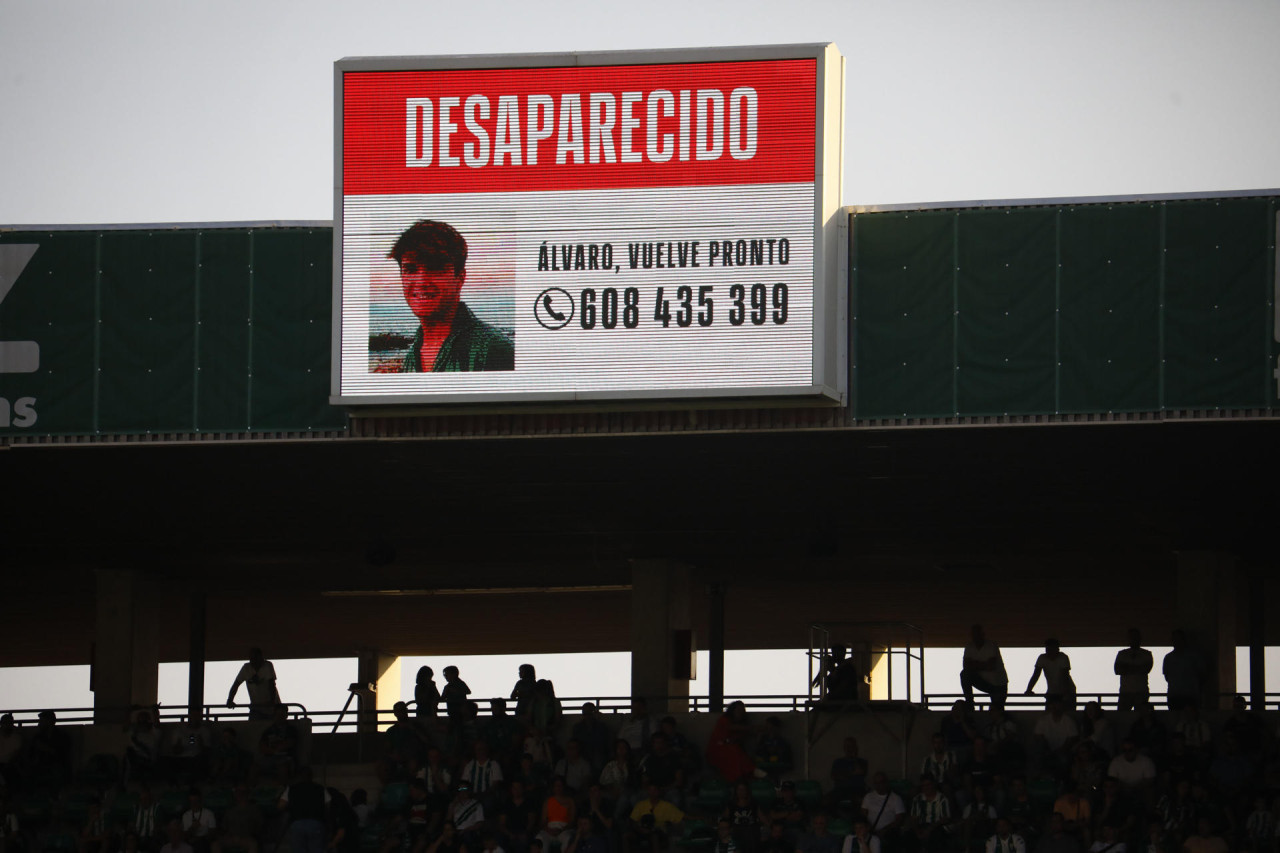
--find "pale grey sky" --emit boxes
[2,0,1279,225]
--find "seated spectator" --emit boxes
[168,715,213,786]
[1034,696,1079,776]
[1222,695,1267,755]
[1179,819,1226,853]
[960,737,1000,803]
[159,822,193,853]
[124,711,163,787]
[753,717,793,783]
[180,790,216,853]
[638,733,684,806]
[1004,778,1043,847]
[403,780,432,853]
[535,777,576,852]
[625,784,684,853]
[417,747,453,831]
[415,666,441,722]
[760,822,791,853]
[1206,732,1254,801]
[381,702,431,784]
[427,823,464,853]
[1153,780,1193,840]
[1143,822,1172,853]
[1025,640,1076,709]
[1173,707,1210,756]
[516,753,549,801]
[523,726,555,776]
[1036,814,1083,853]
[484,700,524,770]
[565,816,608,853]
[860,773,906,850]
[79,797,108,853]
[797,814,841,853]
[211,786,262,853]
[1125,703,1166,761]
[601,739,638,821]
[462,741,505,801]
[553,740,594,797]
[351,789,370,828]
[131,789,164,853]
[1067,742,1105,795]
[842,818,880,853]
[723,781,763,852]
[1088,825,1126,853]
[1051,788,1092,847]
[447,782,487,846]
[572,704,614,775]
[983,701,1024,768]
[617,699,654,757]
[920,735,956,792]
[940,702,977,764]
[498,779,538,853]
[581,784,613,839]
[769,782,808,842]
[707,702,758,784]
[829,737,868,810]
[986,818,1027,853]
[256,705,297,782]
[961,787,998,851]
[1242,795,1274,853]
[328,789,360,853]
[713,817,740,853]
[1107,740,1156,800]
[209,728,252,785]
[1091,778,1137,843]
[907,775,952,853]
[1080,704,1117,760]
[1159,735,1195,789]
[659,716,700,779]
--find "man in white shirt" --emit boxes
[1113,630,1153,712]
[985,819,1026,853]
[227,648,280,721]
[1106,739,1155,795]
[181,790,217,853]
[860,773,906,842]
[961,626,1008,712]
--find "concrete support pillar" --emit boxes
[1248,569,1266,709]
[357,650,402,733]
[630,560,692,713]
[92,569,159,725]
[707,583,726,713]
[1175,551,1239,709]
[188,592,206,720]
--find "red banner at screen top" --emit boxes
[342,59,817,196]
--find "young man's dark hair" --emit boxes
[389,220,468,277]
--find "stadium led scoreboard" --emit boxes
[332,44,846,407]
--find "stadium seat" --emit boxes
[203,787,234,813]
[377,782,411,815]
[158,789,189,822]
[676,819,714,849]
[828,818,852,837]
[107,790,139,825]
[749,778,776,807]
[1029,778,1059,810]
[794,780,823,807]
[79,753,120,789]
[61,790,94,825]
[691,779,730,814]
[17,793,54,829]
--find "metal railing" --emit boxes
[4,692,1279,730]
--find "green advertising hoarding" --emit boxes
[850,195,1279,421]
[0,226,345,436]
